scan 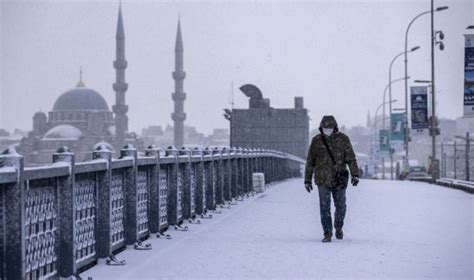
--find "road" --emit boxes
[82,179,473,279]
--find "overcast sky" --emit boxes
[1,0,473,135]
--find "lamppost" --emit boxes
[383,76,411,129]
[430,2,449,180]
[374,99,397,179]
[375,99,398,138]
[404,5,448,169]
[388,47,419,180]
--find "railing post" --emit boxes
[245,149,252,193]
[229,147,238,199]
[145,145,160,234]
[220,147,230,202]
[120,144,138,245]
[179,147,195,220]
[52,146,76,277]
[0,147,25,279]
[92,145,113,258]
[236,148,244,197]
[212,147,224,206]
[165,146,182,226]
[193,148,206,216]
[249,149,256,192]
[203,148,216,210]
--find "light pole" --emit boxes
[383,76,411,129]
[430,2,449,180]
[375,99,397,136]
[389,47,419,180]
[372,99,396,179]
[404,6,447,168]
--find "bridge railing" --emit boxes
[0,144,304,279]
[410,177,474,194]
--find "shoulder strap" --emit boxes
[321,136,336,165]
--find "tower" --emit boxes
[112,3,128,150]
[366,110,372,128]
[171,18,186,148]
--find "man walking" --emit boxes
[304,115,359,242]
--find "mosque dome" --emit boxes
[52,81,109,112]
[43,125,83,140]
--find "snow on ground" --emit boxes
[81,179,473,280]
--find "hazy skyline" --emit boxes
[1,0,473,135]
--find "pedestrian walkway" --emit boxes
[81,179,473,279]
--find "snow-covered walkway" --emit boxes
[82,179,473,280]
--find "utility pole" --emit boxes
[455,132,472,181]
[441,142,445,177]
[466,132,470,181]
[454,141,457,179]
[430,0,438,180]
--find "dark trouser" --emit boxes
[317,185,346,235]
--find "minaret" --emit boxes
[172,18,186,148]
[113,3,128,150]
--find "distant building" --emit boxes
[141,124,212,149]
[226,84,309,158]
[142,126,164,137]
[206,128,229,147]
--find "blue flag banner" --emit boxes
[379,129,389,152]
[410,86,429,130]
[464,34,474,117]
[390,113,405,142]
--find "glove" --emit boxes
[351,176,359,186]
[304,182,313,193]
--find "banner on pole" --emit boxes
[390,113,405,141]
[379,129,389,152]
[464,34,474,117]
[410,86,429,130]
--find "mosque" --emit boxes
[17,5,146,164]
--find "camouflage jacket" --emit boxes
[304,132,359,187]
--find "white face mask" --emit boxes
[322,128,334,136]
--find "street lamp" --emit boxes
[383,76,410,129]
[373,99,397,179]
[430,2,449,180]
[388,46,419,180]
[404,6,448,171]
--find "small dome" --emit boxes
[53,87,109,111]
[43,125,82,140]
[93,141,115,152]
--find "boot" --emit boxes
[322,232,332,243]
[335,229,343,240]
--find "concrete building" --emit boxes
[226,84,309,158]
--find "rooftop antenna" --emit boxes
[229,81,235,109]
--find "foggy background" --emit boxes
[1,0,472,135]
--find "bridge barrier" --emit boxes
[410,177,474,194]
[0,145,304,279]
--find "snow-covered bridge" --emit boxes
[82,179,473,280]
